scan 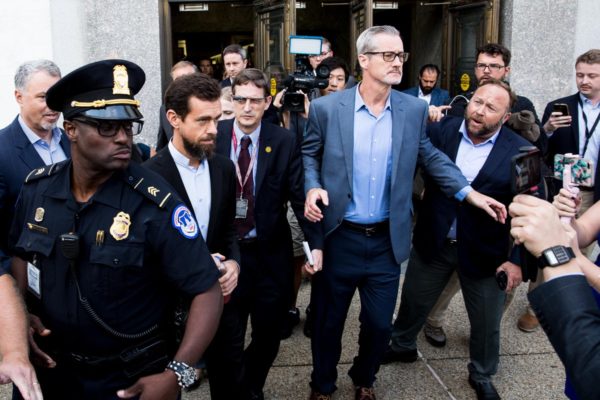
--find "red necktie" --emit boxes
[235,135,255,238]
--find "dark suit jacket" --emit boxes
[0,116,71,269]
[216,119,321,252]
[220,79,232,88]
[402,86,449,106]
[528,275,600,399]
[143,148,240,264]
[542,93,600,200]
[412,117,531,278]
[155,104,173,151]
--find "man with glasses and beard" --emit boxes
[144,73,241,399]
[303,26,507,400]
[383,79,530,400]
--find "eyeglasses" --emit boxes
[72,118,143,137]
[232,95,266,106]
[309,50,331,58]
[365,51,409,63]
[475,63,505,71]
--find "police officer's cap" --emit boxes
[46,59,145,121]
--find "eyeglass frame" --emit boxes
[71,117,143,137]
[364,51,410,63]
[475,63,506,71]
[232,95,268,106]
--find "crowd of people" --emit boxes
[0,24,599,400]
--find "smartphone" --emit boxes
[554,153,594,187]
[495,270,508,291]
[552,103,570,116]
[511,148,542,194]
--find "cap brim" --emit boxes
[76,105,143,120]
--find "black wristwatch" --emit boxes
[166,360,197,389]
[537,245,576,269]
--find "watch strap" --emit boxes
[166,360,197,388]
[538,245,575,268]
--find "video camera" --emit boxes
[510,146,543,283]
[282,36,330,112]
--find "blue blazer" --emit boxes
[402,86,449,107]
[528,275,600,400]
[412,117,531,278]
[303,88,467,264]
[0,116,71,267]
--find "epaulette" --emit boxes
[125,163,177,209]
[24,161,66,184]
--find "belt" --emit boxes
[239,237,258,245]
[342,220,389,237]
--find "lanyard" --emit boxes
[232,129,258,195]
[578,97,600,156]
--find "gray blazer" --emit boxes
[302,87,468,264]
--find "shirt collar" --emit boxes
[18,115,62,146]
[459,119,500,146]
[168,141,208,171]
[233,120,261,146]
[579,92,600,109]
[354,84,392,114]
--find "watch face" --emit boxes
[180,367,197,387]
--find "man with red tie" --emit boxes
[216,68,321,400]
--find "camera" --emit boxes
[282,36,330,112]
[511,146,542,195]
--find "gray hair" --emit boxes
[356,25,400,55]
[14,60,61,92]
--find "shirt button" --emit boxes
[371,195,375,199]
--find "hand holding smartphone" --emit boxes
[302,241,320,271]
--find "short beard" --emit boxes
[419,84,433,95]
[39,121,56,132]
[182,136,213,161]
[465,114,505,138]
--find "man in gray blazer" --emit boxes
[302,25,507,400]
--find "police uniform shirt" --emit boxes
[9,160,220,354]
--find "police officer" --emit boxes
[9,59,223,399]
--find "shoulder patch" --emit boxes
[171,204,199,239]
[125,164,175,209]
[24,162,65,184]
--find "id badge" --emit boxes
[235,198,248,219]
[27,262,41,299]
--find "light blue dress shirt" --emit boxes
[230,121,260,238]
[447,120,500,239]
[18,115,67,165]
[579,93,600,165]
[344,87,393,224]
[168,141,211,241]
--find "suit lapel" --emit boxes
[569,94,581,151]
[12,120,45,171]
[470,127,512,188]
[391,91,406,185]
[158,150,194,210]
[338,90,355,188]
[255,124,271,197]
[206,157,220,244]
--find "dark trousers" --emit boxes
[204,302,246,400]
[310,225,400,394]
[231,240,293,396]
[390,244,505,382]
